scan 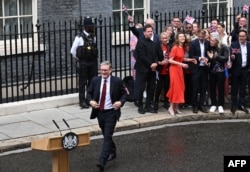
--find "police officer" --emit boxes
[70,16,98,108]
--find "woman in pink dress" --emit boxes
[167,33,196,116]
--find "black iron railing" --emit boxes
[0,8,249,103]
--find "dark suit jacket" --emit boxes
[188,39,209,73]
[134,36,163,74]
[230,41,250,76]
[129,26,160,44]
[86,75,127,119]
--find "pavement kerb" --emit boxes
[1,111,250,153]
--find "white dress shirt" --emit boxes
[99,76,113,110]
[241,43,247,67]
[199,41,205,66]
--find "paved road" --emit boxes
[1,120,250,172]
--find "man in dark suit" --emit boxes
[189,29,209,113]
[134,24,163,114]
[128,16,160,107]
[87,61,127,171]
[230,29,250,114]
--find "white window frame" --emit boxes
[202,0,233,29]
[112,0,150,45]
[0,0,42,56]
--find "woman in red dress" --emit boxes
[167,33,196,116]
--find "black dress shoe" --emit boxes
[107,153,117,161]
[153,103,158,110]
[193,107,198,113]
[79,102,89,109]
[231,106,236,114]
[144,106,157,113]
[238,105,249,114]
[198,106,208,113]
[97,162,105,171]
[134,100,139,107]
[138,107,145,114]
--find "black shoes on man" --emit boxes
[79,102,89,109]
[231,106,237,114]
[138,105,157,114]
[238,105,249,114]
[96,162,105,172]
[107,152,117,161]
[96,152,117,171]
[192,106,208,113]
[231,105,249,114]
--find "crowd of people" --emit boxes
[128,13,250,116]
[69,14,249,171]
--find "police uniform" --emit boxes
[70,16,98,108]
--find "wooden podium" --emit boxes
[31,132,90,172]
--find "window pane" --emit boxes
[113,11,121,31]
[0,19,3,40]
[134,10,144,22]
[219,2,227,9]
[123,0,132,9]
[4,18,18,36]
[113,0,121,10]
[0,0,2,17]
[4,0,17,16]
[209,0,217,2]
[219,3,227,18]
[20,17,32,38]
[19,0,32,15]
[134,0,143,8]
[209,4,217,18]
[20,17,32,31]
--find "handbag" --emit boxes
[211,63,224,73]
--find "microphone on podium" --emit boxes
[52,120,62,136]
[62,118,72,132]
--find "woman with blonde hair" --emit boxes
[207,35,229,114]
[154,31,172,110]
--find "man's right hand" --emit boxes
[128,15,134,23]
[236,13,241,21]
[151,63,158,71]
[90,100,99,109]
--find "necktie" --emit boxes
[99,79,107,110]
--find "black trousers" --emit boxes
[136,70,156,107]
[154,74,170,104]
[78,61,97,103]
[209,71,225,106]
[191,67,208,108]
[184,73,192,105]
[231,68,248,107]
[97,109,118,164]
